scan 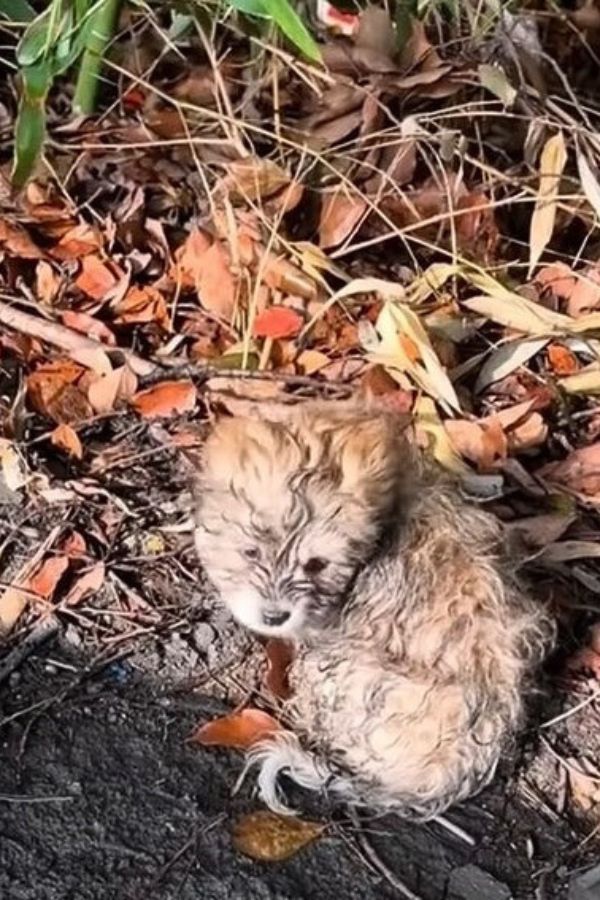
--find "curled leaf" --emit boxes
[131,381,197,419]
[528,132,567,277]
[233,811,324,862]
[191,707,280,750]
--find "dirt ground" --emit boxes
[1,421,599,900]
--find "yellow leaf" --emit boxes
[413,396,468,473]
[50,424,83,459]
[560,365,600,394]
[232,811,324,862]
[462,293,571,335]
[528,132,568,277]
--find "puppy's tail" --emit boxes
[244,731,358,815]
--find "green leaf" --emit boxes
[17,7,54,66]
[233,0,321,60]
[12,92,46,189]
[230,0,270,17]
[0,0,35,23]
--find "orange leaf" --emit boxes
[196,241,237,320]
[253,306,304,339]
[131,380,197,419]
[445,418,507,472]
[114,286,170,330]
[547,343,578,376]
[61,531,87,558]
[64,562,105,606]
[26,556,70,600]
[173,227,213,289]
[0,220,44,259]
[52,223,103,260]
[61,310,116,346]
[27,360,92,424]
[264,638,294,700]
[75,255,119,301]
[50,423,83,459]
[233,811,324,862]
[319,193,367,249]
[191,708,281,749]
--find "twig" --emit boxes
[541,686,600,730]
[0,615,60,686]
[0,793,74,803]
[347,807,423,900]
[0,300,154,377]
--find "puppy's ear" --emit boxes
[331,414,410,509]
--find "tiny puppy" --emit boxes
[194,403,553,818]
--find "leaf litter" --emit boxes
[1,0,600,879]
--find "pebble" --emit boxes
[447,864,513,900]
[569,863,600,900]
[44,663,58,675]
[192,622,216,653]
[64,624,82,648]
[8,671,20,688]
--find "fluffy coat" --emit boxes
[194,404,553,817]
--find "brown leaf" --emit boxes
[262,254,317,300]
[445,418,507,471]
[567,268,600,318]
[52,223,103,260]
[540,443,600,501]
[173,228,213,289]
[191,708,281,750]
[61,531,87,558]
[114,286,170,330]
[219,157,291,202]
[27,360,93,424]
[253,307,304,339]
[264,638,294,700]
[64,562,105,606]
[233,811,324,862]
[132,380,197,419]
[195,241,237,320]
[75,255,120,301]
[36,260,60,304]
[88,365,138,414]
[0,220,44,259]
[296,349,330,375]
[319,193,367,249]
[61,310,116,346]
[27,556,70,600]
[50,423,83,459]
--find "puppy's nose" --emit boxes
[263,610,290,627]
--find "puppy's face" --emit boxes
[194,407,407,639]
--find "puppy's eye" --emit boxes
[243,547,260,561]
[304,557,327,576]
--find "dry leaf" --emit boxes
[61,532,87,558]
[262,254,317,300]
[50,423,83,459]
[195,241,237,320]
[27,555,70,599]
[220,157,290,202]
[233,811,324,862]
[253,307,303,339]
[0,439,28,491]
[131,381,197,418]
[296,349,330,375]
[540,443,600,501]
[445,418,506,471]
[114,286,170,330]
[528,132,568,277]
[577,150,600,220]
[88,366,138,414]
[566,268,600,318]
[191,708,280,749]
[64,562,105,606]
[264,638,294,700]
[52,223,103,260]
[547,343,578,375]
[27,360,92,424]
[0,220,44,258]
[61,310,116,346]
[319,193,367,249]
[75,255,119,301]
[560,365,600,394]
[36,260,60,304]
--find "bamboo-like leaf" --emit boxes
[478,63,517,106]
[528,132,567,278]
[12,89,46,189]
[462,293,571,335]
[475,337,550,391]
[560,365,600,395]
[0,0,35,22]
[231,0,321,61]
[577,149,600,220]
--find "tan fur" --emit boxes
[194,403,554,818]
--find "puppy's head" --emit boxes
[194,404,410,639]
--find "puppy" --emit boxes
[194,403,553,818]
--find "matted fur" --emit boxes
[194,403,554,818]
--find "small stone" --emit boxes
[8,671,20,687]
[64,624,82,648]
[448,864,513,900]
[106,708,118,724]
[569,863,600,900]
[192,622,215,653]
[44,663,58,675]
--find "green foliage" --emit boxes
[229,0,321,61]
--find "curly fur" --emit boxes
[194,402,554,818]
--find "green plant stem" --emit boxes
[72,0,121,115]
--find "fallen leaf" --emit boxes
[27,556,70,600]
[413,396,469,474]
[319,193,367,249]
[50,423,83,459]
[52,223,103,260]
[566,268,600,318]
[547,343,578,375]
[191,708,281,749]
[505,512,576,550]
[560,365,600,394]
[195,241,237,320]
[61,310,116,346]
[296,349,330,375]
[568,760,600,813]
[445,417,507,471]
[475,338,550,392]
[88,365,138,414]
[478,63,517,106]
[233,811,324,862]
[253,307,304,339]
[61,532,87,557]
[577,149,600,220]
[538,540,600,563]
[528,131,568,277]
[64,562,106,606]
[264,638,294,700]
[131,380,197,418]
[0,439,28,491]
[0,220,44,258]
[36,260,60,304]
[262,253,317,300]
[27,360,93,424]
[75,255,119,301]
[219,157,291,202]
[114,286,170,329]
[540,443,600,501]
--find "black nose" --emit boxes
[263,611,290,627]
